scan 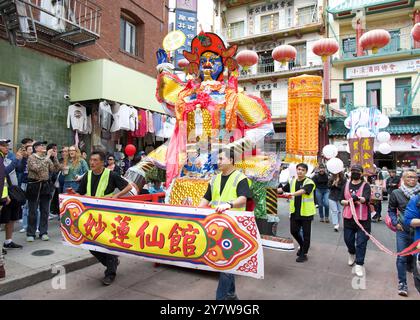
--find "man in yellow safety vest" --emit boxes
[199,148,252,300]
[74,150,132,285]
[278,163,316,263]
[0,142,8,280]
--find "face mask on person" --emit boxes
[351,172,362,180]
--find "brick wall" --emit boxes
[77,0,169,77]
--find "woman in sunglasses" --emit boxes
[106,156,122,176]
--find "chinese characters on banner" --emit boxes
[174,2,197,68]
[349,137,375,175]
[59,194,264,279]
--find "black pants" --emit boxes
[290,217,312,255]
[50,187,60,216]
[90,250,118,277]
[27,194,50,237]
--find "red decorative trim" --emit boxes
[235,216,257,238]
[237,254,258,273]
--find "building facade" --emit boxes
[327,0,420,169]
[213,0,327,158]
[0,0,168,151]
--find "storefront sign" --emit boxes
[345,58,420,79]
[349,137,375,175]
[248,1,292,16]
[59,194,264,279]
[176,0,197,12]
[174,8,197,67]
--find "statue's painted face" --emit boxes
[199,51,223,81]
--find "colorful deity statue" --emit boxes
[124,32,280,221]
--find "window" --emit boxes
[260,13,279,33]
[340,84,354,109]
[258,51,274,74]
[0,82,18,148]
[120,17,136,55]
[342,37,356,58]
[260,91,272,109]
[395,78,411,114]
[367,81,381,109]
[294,43,306,67]
[297,5,316,26]
[379,30,400,54]
[229,21,245,38]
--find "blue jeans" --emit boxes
[344,225,369,266]
[21,200,40,230]
[316,189,330,219]
[329,200,342,226]
[396,230,413,285]
[216,273,236,300]
[63,181,80,193]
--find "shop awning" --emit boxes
[327,0,414,14]
[70,59,164,113]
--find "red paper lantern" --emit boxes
[312,38,339,62]
[360,29,390,54]
[178,58,189,69]
[411,23,420,42]
[125,144,136,157]
[272,45,297,65]
[235,50,258,70]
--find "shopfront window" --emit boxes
[342,37,356,58]
[367,81,381,109]
[0,82,18,149]
[340,83,354,109]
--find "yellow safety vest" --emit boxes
[86,169,112,197]
[290,178,316,217]
[210,170,250,211]
[1,151,7,199]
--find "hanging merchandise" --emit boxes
[67,103,88,133]
[129,106,138,132]
[99,101,113,131]
[110,102,121,132]
[147,110,155,133]
[91,106,102,148]
[80,114,92,135]
[131,109,147,138]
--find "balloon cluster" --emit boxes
[322,144,344,174]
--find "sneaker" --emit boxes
[0,265,5,280]
[296,254,308,263]
[334,224,339,232]
[19,228,26,233]
[354,264,364,277]
[36,229,40,234]
[325,218,330,223]
[225,294,239,300]
[41,234,49,241]
[3,241,23,249]
[320,218,325,223]
[398,282,408,297]
[102,275,116,286]
[2,248,6,255]
[26,236,35,242]
[348,254,356,266]
[296,247,301,256]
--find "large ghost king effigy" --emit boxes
[59,31,295,279]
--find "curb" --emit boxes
[0,256,98,296]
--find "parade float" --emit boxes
[60,31,295,279]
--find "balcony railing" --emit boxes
[20,0,101,46]
[328,103,420,118]
[270,101,288,118]
[223,8,319,41]
[336,27,415,60]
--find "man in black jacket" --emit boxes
[313,164,330,223]
[387,169,401,195]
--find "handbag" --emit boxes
[6,175,26,205]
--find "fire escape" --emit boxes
[0,0,101,47]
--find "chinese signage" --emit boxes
[60,195,263,279]
[349,137,375,175]
[176,0,197,12]
[248,1,293,16]
[174,8,197,67]
[345,58,420,79]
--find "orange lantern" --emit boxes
[312,38,339,62]
[235,50,258,70]
[360,29,390,54]
[411,23,420,42]
[272,45,297,66]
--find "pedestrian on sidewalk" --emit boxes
[278,163,316,263]
[388,169,420,297]
[75,150,132,286]
[199,148,252,300]
[369,168,383,223]
[26,141,60,242]
[62,145,89,192]
[313,164,330,223]
[0,145,7,280]
[404,190,420,294]
[0,139,24,251]
[387,169,401,196]
[328,171,346,232]
[340,164,371,278]
[47,143,61,219]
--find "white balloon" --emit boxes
[378,114,390,129]
[378,142,392,154]
[326,157,344,174]
[322,144,338,159]
[344,117,351,129]
[377,131,390,143]
[279,168,290,183]
[345,144,350,153]
[356,127,371,138]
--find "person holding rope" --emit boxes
[404,191,420,294]
[340,164,371,277]
[388,169,420,297]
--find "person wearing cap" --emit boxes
[340,164,372,277]
[26,141,60,242]
[0,139,24,251]
[313,164,330,223]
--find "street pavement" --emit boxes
[1,200,419,300]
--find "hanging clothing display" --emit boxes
[99,101,113,131]
[147,111,154,133]
[132,109,147,137]
[67,103,88,133]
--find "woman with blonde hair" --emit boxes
[62,145,88,192]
